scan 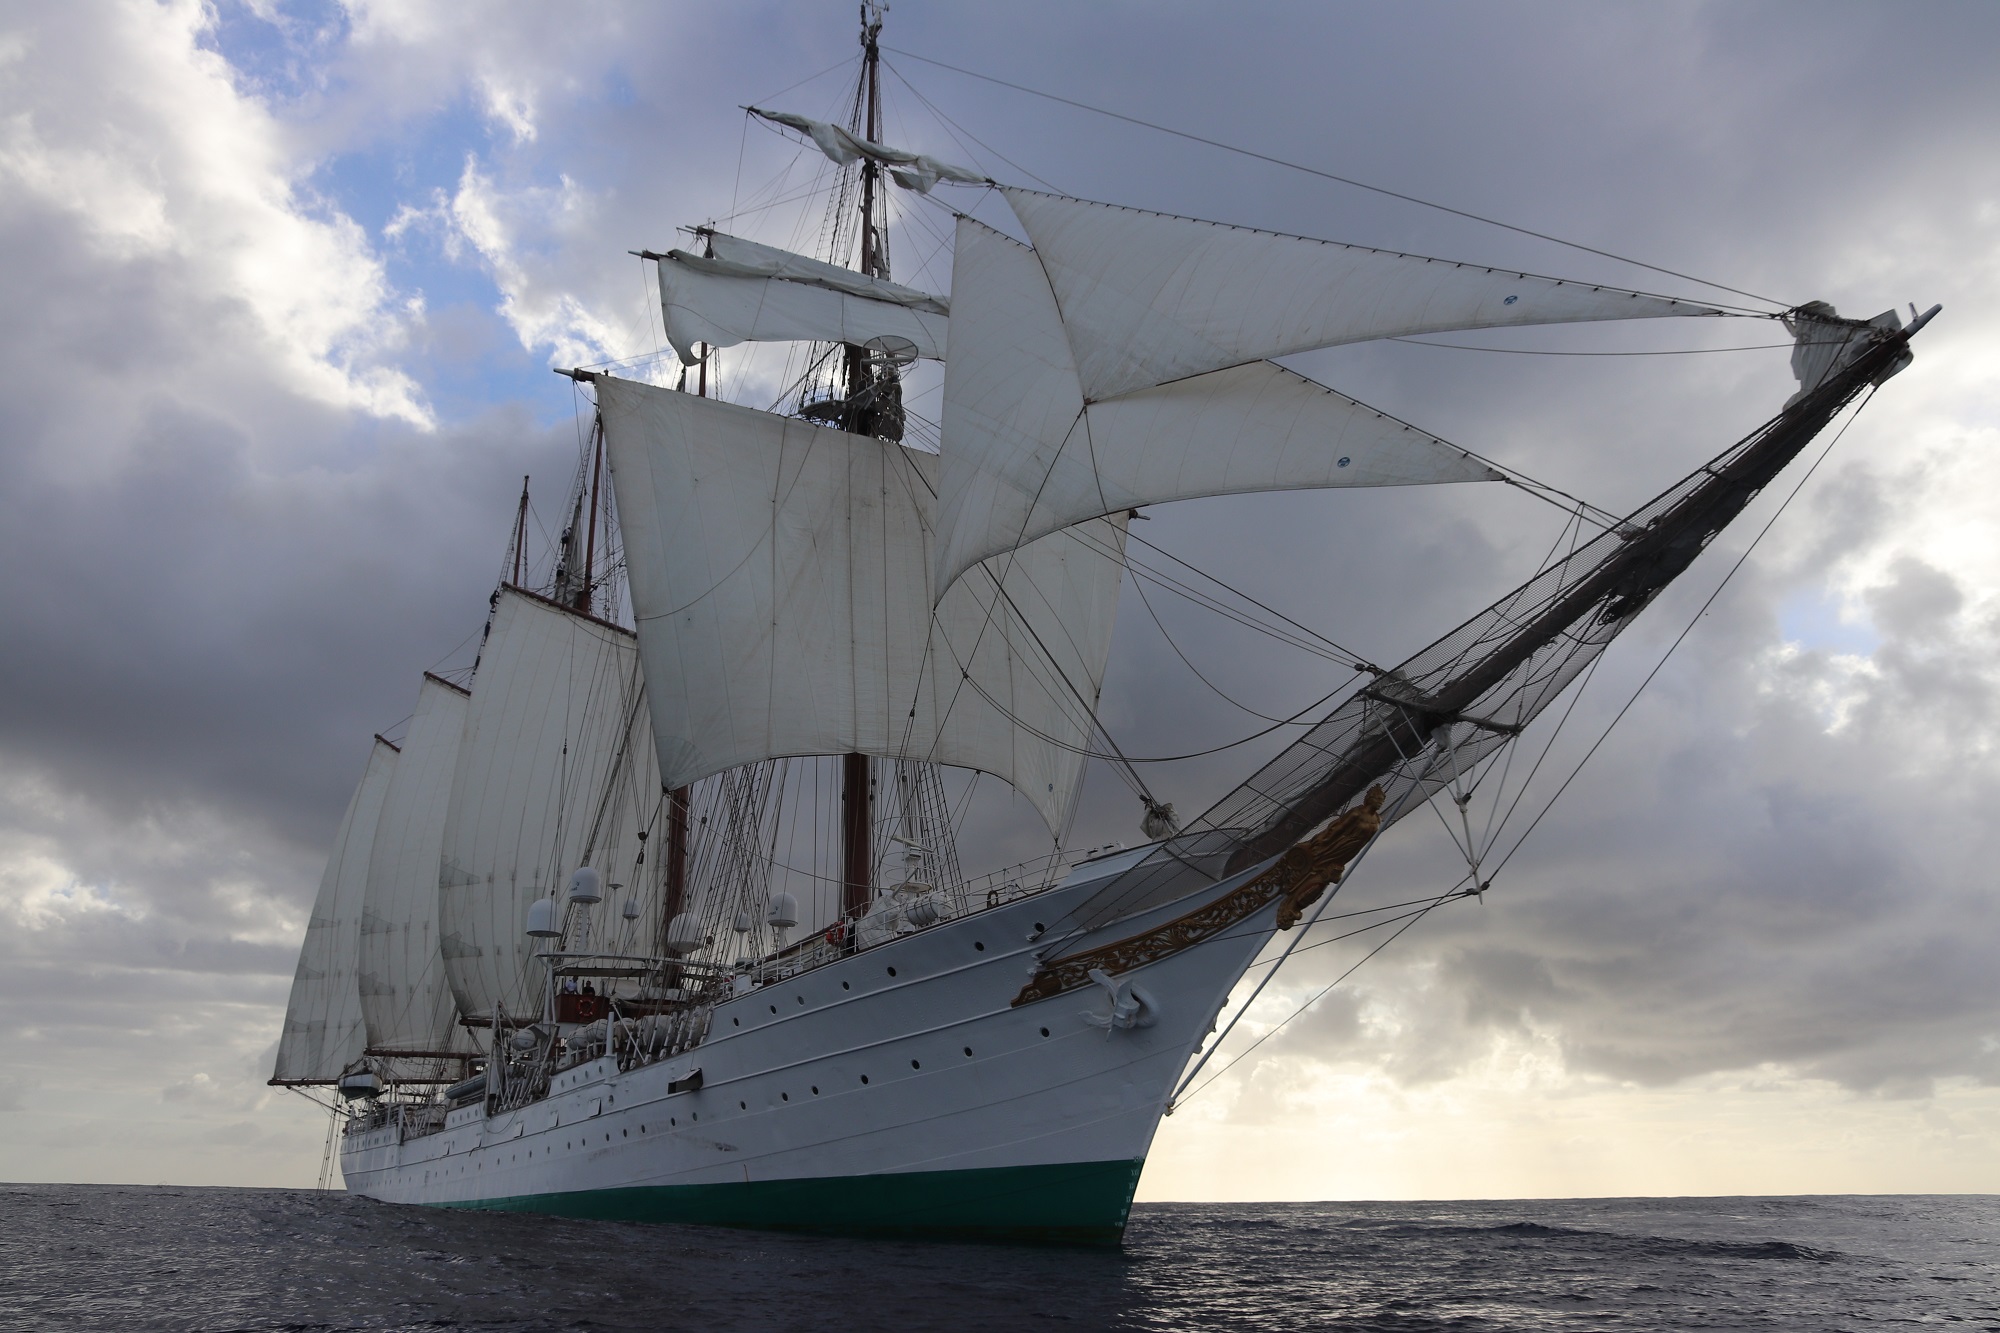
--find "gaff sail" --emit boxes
[357,674,468,1063]
[271,737,397,1084]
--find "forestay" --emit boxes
[934,217,1502,595]
[597,376,1124,834]
[437,589,660,1021]
[659,232,948,366]
[357,674,467,1060]
[1002,188,1726,401]
[272,737,397,1084]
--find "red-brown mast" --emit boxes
[664,785,690,927]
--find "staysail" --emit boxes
[934,216,1504,594]
[657,232,949,367]
[437,588,660,1021]
[271,737,397,1084]
[1001,188,1727,401]
[356,674,468,1062]
[596,375,1124,834]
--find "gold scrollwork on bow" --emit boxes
[1010,786,1386,1007]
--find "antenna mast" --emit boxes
[509,476,529,586]
[574,417,604,616]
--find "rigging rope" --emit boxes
[1128,566,1317,724]
[1479,386,1878,885]
[880,46,1790,311]
[1393,337,1827,357]
[1172,886,1463,1110]
[1167,387,1878,1111]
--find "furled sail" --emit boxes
[596,375,1124,833]
[1784,301,1908,406]
[1001,188,1727,401]
[699,232,949,312]
[658,232,949,366]
[271,737,397,1084]
[437,589,660,1021]
[935,216,1502,594]
[749,107,987,193]
[356,674,467,1061]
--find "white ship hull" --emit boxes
[341,850,1276,1243]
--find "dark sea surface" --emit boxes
[1,1185,1994,1331]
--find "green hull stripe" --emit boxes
[425,1158,1145,1246]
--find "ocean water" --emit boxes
[1,1186,1993,1331]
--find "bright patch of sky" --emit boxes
[1777,588,1879,658]
[196,0,590,424]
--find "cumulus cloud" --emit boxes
[0,0,431,426]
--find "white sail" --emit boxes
[596,376,1124,833]
[272,737,397,1084]
[935,217,1500,594]
[932,516,1128,825]
[357,674,468,1059]
[701,233,949,312]
[749,107,986,193]
[659,240,948,367]
[1003,187,1727,401]
[437,589,660,1021]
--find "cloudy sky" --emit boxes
[3,0,1998,1199]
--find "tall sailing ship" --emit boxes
[270,9,1933,1243]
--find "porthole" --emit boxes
[860,1074,870,1085]
[974,941,985,951]
[1040,1027,1050,1037]
[621,1129,627,1138]
[732,1017,740,1027]
[811,1086,819,1095]
[963,1047,973,1057]
[841,981,850,990]
[781,1092,789,1101]
[739,1100,748,1110]
[1033,922,1044,933]
[670,1118,677,1127]
[796,995,805,1005]
[886,967,897,977]
[910,1059,921,1070]
[692,1112,698,1122]
[769,1004,777,1014]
